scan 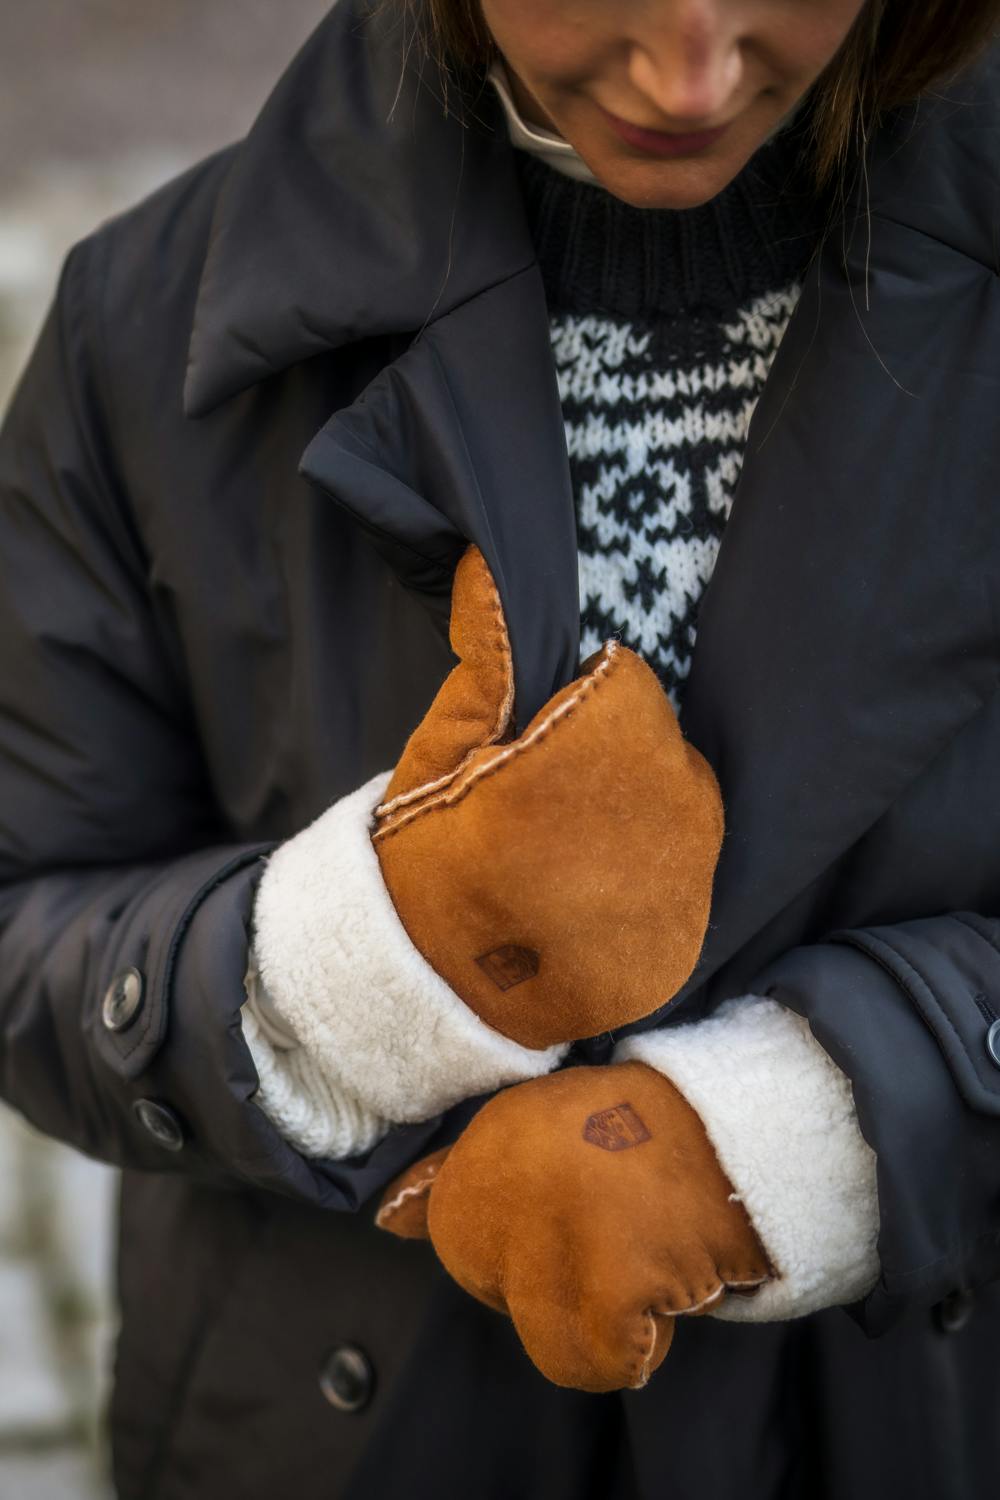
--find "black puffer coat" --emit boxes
[1,3,999,1496]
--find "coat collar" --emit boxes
[185,0,583,723]
[298,261,583,725]
[184,0,532,417]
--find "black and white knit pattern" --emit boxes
[552,288,800,707]
[512,129,820,709]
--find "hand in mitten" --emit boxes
[370,543,724,1049]
[245,545,724,1156]
[377,998,883,1389]
[376,1062,772,1392]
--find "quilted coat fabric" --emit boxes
[1,3,999,1495]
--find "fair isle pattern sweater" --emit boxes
[510,122,820,707]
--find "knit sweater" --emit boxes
[497,63,820,707]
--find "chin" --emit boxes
[581,143,767,212]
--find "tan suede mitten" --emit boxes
[372,546,724,1048]
[376,1062,772,1392]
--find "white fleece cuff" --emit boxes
[241,1001,389,1160]
[245,771,567,1158]
[616,996,880,1321]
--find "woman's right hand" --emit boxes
[372,544,724,1050]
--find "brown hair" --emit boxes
[404,0,1000,183]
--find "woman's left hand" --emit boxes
[376,1062,772,1392]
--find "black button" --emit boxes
[986,1019,1000,1069]
[319,1344,374,1413]
[102,968,144,1032]
[133,1099,184,1152]
[934,1289,974,1335]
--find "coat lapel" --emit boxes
[671,76,1000,997]
[185,0,581,729]
[300,266,580,730]
[184,0,535,416]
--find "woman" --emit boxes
[1,0,999,1495]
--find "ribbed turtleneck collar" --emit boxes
[515,130,821,321]
[487,56,823,321]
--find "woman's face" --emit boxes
[479,0,869,207]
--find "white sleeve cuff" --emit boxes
[616,996,880,1321]
[240,999,389,1160]
[244,771,568,1158]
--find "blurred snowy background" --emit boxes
[0,4,330,1493]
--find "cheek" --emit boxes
[766,0,869,85]
[478,0,601,83]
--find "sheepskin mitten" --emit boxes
[371,544,724,1049]
[377,998,881,1391]
[376,1061,773,1392]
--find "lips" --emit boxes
[597,104,730,158]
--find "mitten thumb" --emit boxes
[379,546,513,810]
[376,1146,453,1240]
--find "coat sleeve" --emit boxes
[752,911,1000,1332]
[0,233,446,1211]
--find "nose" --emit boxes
[627,1,745,126]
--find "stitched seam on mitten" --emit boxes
[371,642,622,845]
[633,1313,658,1387]
[375,1165,440,1227]
[376,566,515,823]
[669,1283,726,1315]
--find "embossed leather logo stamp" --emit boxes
[582,1103,652,1152]
[475,945,540,991]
